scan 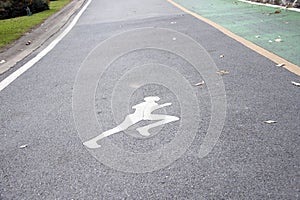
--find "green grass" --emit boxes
[0,0,70,49]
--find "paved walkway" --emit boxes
[174,0,300,66]
[1,0,299,198]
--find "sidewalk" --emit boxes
[0,0,86,75]
[174,0,300,67]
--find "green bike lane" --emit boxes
[172,0,300,68]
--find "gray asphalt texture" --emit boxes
[0,0,299,199]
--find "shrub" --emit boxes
[0,0,49,20]
[30,0,49,14]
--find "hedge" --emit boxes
[0,0,51,20]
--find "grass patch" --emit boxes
[0,0,70,49]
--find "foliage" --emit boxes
[0,0,70,49]
[0,0,50,19]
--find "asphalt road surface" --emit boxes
[1,0,299,199]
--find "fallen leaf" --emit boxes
[268,10,281,15]
[19,144,28,149]
[194,81,205,86]
[0,59,5,64]
[264,120,277,124]
[291,81,300,86]
[276,63,285,67]
[25,40,31,45]
[274,10,281,14]
[217,70,229,75]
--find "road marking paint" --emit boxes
[83,96,179,149]
[167,0,300,76]
[0,0,92,92]
[238,0,300,13]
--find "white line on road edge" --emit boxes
[238,0,300,12]
[0,0,92,92]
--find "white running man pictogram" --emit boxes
[83,96,179,149]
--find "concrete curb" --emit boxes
[0,0,86,75]
[238,0,300,12]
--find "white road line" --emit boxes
[0,0,92,92]
[238,0,300,12]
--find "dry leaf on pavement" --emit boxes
[291,81,300,87]
[270,10,281,14]
[276,63,285,67]
[19,144,28,149]
[217,70,229,75]
[274,10,281,14]
[194,81,205,86]
[264,120,277,124]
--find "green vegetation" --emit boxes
[0,0,70,49]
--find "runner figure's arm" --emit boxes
[151,103,172,111]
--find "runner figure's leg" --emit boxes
[83,127,121,148]
[136,114,179,136]
[83,113,143,148]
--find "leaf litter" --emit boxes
[194,81,205,86]
[264,120,277,124]
[19,144,28,149]
[217,70,229,75]
[291,81,300,87]
[276,63,285,67]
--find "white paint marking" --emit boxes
[238,0,300,12]
[0,0,92,92]
[83,96,179,149]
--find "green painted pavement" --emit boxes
[174,0,300,66]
